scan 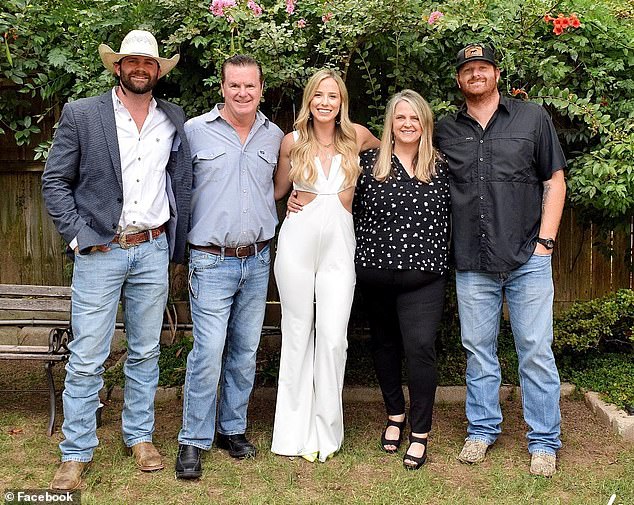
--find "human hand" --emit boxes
[74,244,111,255]
[286,190,303,216]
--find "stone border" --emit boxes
[107,382,633,442]
[585,392,634,442]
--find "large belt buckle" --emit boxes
[119,233,132,249]
[235,245,250,258]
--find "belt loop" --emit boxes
[148,229,153,243]
[254,242,259,256]
[220,246,225,260]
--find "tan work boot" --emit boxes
[530,452,556,477]
[50,461,88,491]
[457,439,490,464]
[131,441,164,472]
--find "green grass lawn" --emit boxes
[1,361,633,505]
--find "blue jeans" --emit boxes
[456,253,561,455]
[61,233,169,462]
[178,246,271,449]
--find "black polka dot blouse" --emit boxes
[353,148,450,273]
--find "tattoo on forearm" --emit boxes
[542,182,551,213]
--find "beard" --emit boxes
[459,78,498,102]
[119,69,158,95]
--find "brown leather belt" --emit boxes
[190,240,270,258]
[113,225,165,249]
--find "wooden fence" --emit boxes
[1,78,631,319]
[1,164,632,318]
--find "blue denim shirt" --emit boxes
[186,105,284,247]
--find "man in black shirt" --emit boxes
[435,44,566,477]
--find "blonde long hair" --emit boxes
[373,89,439,183]
[288,69,360,188]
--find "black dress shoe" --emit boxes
[215,433,257,459]
[175,444,202,479]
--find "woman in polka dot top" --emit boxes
[353,89,451,470]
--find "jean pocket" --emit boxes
[152,233,169,251]
[257,246,271,266]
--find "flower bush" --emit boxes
[0,0,633,222]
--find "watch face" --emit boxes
[538,238,555,249]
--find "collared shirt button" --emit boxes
[134,200,137,204]
[481,233,485,237]
[137,157,141,161]
[480,214,485,219]
[480,176,484,180]
[480,196,484,200]
[133,220,136,224]
[479,157,484,162]
[480,139,484,143]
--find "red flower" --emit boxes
[553,25,564,35]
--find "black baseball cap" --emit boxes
[456,44,497,69]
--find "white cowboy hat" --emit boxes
[98,30,179,77]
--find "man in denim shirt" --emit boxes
[175,55,283,479]
[435,44,566,477]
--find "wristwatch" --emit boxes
[537,237,555,250]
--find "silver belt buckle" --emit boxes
[235,245,249,258]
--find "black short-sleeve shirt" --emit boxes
[434,95,566,273]
[353,149,450,273]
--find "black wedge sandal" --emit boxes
[380,415,406,454]
[403,434,428,470]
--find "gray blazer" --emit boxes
[42,90,192,263]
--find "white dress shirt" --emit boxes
[113,88,175,233]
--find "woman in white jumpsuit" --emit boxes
[272,69,379,462]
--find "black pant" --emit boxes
[356,266,447,433]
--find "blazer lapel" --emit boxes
[98,91,123,190]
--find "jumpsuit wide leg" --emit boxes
[272,192,356,461]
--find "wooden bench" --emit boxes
[0,284,73,435]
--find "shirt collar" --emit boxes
[456,92,511,121]
[206,103,270,128]
[111,87,157,114]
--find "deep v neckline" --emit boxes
[315,154,340,181]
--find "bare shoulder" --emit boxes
[280,132,295,153]
[353,123,380,150]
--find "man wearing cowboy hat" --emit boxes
[42,29,192,490]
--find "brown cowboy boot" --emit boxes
[130,441,164,472]
[50,461,88,491]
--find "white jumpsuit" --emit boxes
[271,148,356,461]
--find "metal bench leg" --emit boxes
[45,361,57,436]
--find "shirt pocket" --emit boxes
[194,149,228,182]
[488,132,537,181]
[255,149,278,183]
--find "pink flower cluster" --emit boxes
[322,11,333,23]
[285,0,296,15]
[247,0,263,16]
[428,10,444,24]
[210,0,236,17]
[297,19,307,28]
